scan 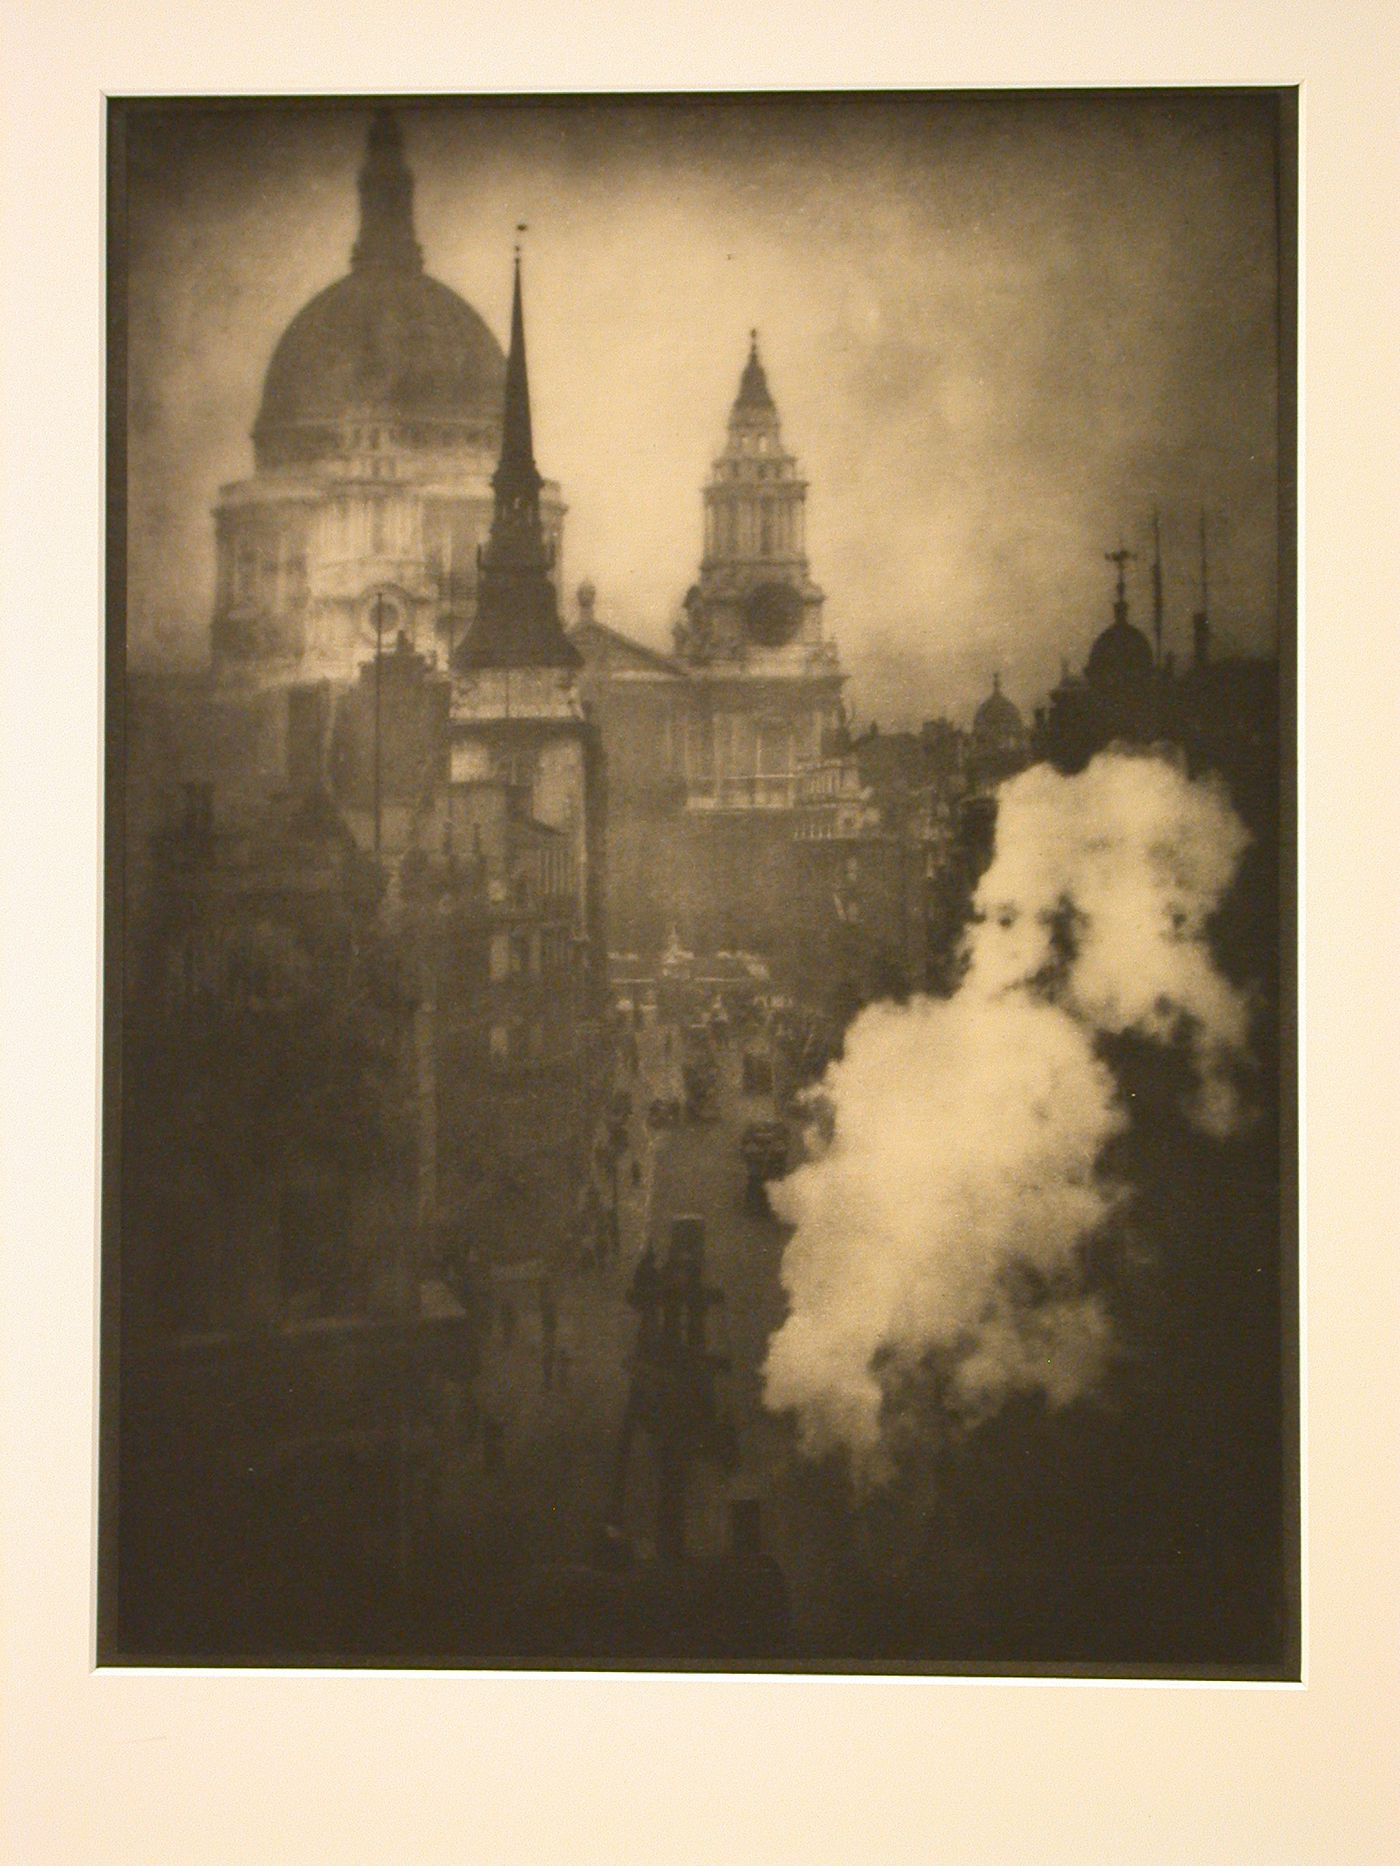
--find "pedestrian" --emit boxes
[630,1157,642,1191]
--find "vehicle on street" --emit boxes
[740,1118,790,1213]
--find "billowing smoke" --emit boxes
[762,748,1252,1472]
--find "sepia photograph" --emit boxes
[103,88,1296,1674]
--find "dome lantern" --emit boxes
[351,108,423,274]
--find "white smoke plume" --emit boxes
[763,748,1253,1472]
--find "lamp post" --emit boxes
[372,592,386,857]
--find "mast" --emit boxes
[1192,510,1212,670]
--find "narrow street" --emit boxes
[426,1007,805,1647]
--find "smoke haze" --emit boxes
[762,749,1252,1469]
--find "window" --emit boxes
[234,538,257,603]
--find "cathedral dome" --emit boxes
[252,111,505,469]
[254,272,505,466]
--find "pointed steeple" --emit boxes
[456,247,580,672]
[352,108,423,273]
[734,329,776,415]
[493,246,544,510]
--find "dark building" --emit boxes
[1036,546,1165,772]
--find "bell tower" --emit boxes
[679,333,825,661]
[668,331,844,829]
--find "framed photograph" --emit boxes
[100,85,1299,1679]
[3,2,1396,1860]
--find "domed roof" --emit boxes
[1086,616,1155,692]
[255,271,505,460]
[252,111,505,467]
[973,672,1024,740]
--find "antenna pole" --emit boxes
[1151,509,1164,669]
[373,593,384,857]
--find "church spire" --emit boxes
[734,329,776,416]
[493,243,543,510]
[351,108,423,273]
[455,246,580,672]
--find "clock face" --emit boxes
[744,580,803,647]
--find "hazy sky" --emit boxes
[124,93,1283,727]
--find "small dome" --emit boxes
[1086,617,1155,692]
[973,673,1023,741]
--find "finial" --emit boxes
[992,671,1001,694]
[1105,543,1135,609]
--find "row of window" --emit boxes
[705,495,803,558]
[488,926,577,982]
